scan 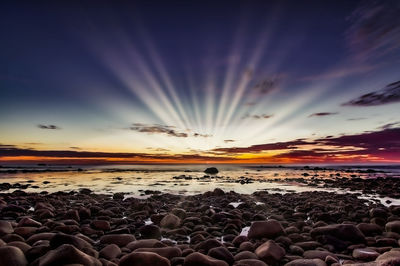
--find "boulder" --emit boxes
[160,214,181,229]
[100,234,135,247]
[284,258,327,266]
[204,167,219,174]
[33,244,101,266]
[255,240,285,264]
[248,220,285,239]
[184,252,228,266]
[0,246,27,266]
[119,251,170,266]
[310,224,365,243]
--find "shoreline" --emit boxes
[1,182,400,265]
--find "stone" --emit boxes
[352,248,379,261]
[234,259,268,266]
[385,221,400,234]
[284,258,327,266]
[375,250,400,265]
[126,239,165,251]
[134,247,182,259]
[99,244,121,260]
[139,224,162,240]
[0,220,13,236]
[208,246,234,265]
[248,220,285,239]
[100,234,135,247]
[0,246,28,266]
[160,214,181,229]
[184,252,228,266]
[91,220,111,231]
[303,250,337,261]
[204,167,219,174]
[255,240,285,264]
[32,244,101,266]
[119,251,171,266]
[310,224,365,243]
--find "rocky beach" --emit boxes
[1,166,400,266]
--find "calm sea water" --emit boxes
[1,164,399,199]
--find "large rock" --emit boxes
[303,250,337,261]
[0,221,13,236]
[126,239,165,251]
[234,259,268,266]
[100,234,135,247]
[284,259,327,266]
[134,247,182,259]
[99,244,121,260]
[385,221,400,234]
[208,246,234,265]
[255,240,285,264]
[357,223,382,236]
[49,233,92,250]
[0,246,27,266]
[119,251,170,266]
[248,220,285,239]
[184,252,228,266]
[160,214,181,229]
[140,224,161,240]
[310,224,365,243]
[33,244,101,266]
[204,167,219,174]
[352,248,379,261]
[376,250,400,265]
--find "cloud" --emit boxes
[242,114,273,120]
[301,64,375,81]
[346,0,400,60]
[37,124,61,130]
[252,75,283,94]
[308,112,338,117]
[342,80,400,106]
[213,139,311,154]
[129,123,211,138]
[129,123,188,137]
[224,139,236,143]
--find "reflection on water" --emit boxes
[1,164,399,198]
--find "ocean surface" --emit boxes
[1,164,400,203]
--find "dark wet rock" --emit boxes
[234,259,268,266]
[7,241,31,253]
[100,234,135,247]
[255,240,285,264]
[357,223,383,236]
[126,239,165,251]
[134,247,182,259]
[184,252,228,266]
[352,248,380,261]
[204,167,219,174]
[248,220,285,239]
[14,226,37,238]
[26,232,55,245]
[91,220,111,231]
[195,239,223,253]
[303,250,337,261]
[140,224,161,240]
[99,244,121,260]
[17,217,42,228]
[119,251,171,266]
[234,251,258,261]
[295,241,321,250]
[385,221,400,234]
[375,250,400,265]
[32,244,101,266]
[160,214,181,229]
[0,246,28,266]
[0,220,13,235]
[49,233,92,250]
[208,246,234,265]
[310,224,365,244]
[284,258,327,266]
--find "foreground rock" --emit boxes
[120,251,171,266]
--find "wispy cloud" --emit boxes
[346,0,400,61]
[308,112,338,117]
[342,80,400,106]
[242,114,274,119]
[224,139,236,143]
[129,123,211,138]
[37,124,61,130]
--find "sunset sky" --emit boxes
[1,1,400,164]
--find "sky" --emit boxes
[1,0,400,164]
